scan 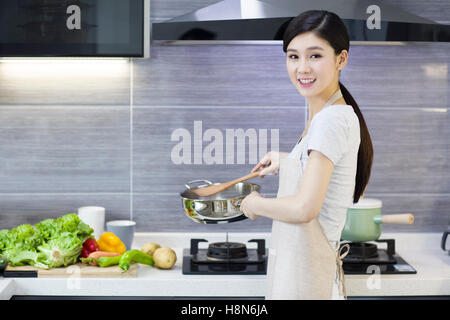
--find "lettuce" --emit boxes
[37,232,83,268]
[0,213,93,269]
[6,250,40,267]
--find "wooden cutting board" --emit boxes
[3,263,138,278]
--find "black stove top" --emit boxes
[340,239,417,275]
[182,239,268,275]
[182,237,416,275]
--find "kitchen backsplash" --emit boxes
[0,0,448,233]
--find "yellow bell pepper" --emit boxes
[97,232,126,254]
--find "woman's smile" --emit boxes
[298,78,316,87]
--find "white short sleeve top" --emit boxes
[288,105,361,242]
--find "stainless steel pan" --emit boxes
[180,179,261,224]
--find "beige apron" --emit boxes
[266,90,350,300]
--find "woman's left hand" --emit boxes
[240,191,262,220]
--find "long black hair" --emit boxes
[283,10,373,203]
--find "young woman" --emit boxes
[240,10,373,300]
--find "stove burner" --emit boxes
[207,242,248,260]
[348,242,379,259]
[183,238,268,275]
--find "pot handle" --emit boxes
[185,179,213,190]
[376,213,415,224]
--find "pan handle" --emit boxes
[185,179,213,190]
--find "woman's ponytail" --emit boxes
[339,82,373,203]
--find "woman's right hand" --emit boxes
[251,151,289,178]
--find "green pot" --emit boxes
[341,198,414,242]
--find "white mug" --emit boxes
[77,206,105,240]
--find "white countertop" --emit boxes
[1,232,449,299]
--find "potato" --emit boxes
[153,247,177,269]
[140,242,161,256]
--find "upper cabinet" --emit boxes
[0,0,150,57]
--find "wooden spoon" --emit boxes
[191,172,260,197]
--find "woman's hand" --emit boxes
[240,191,263,220]
[251,151,289,178]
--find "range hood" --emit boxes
[152,0,450,43]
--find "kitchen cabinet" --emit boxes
[0,0,149,57]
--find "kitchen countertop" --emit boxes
[0,232,449,299]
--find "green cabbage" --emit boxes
[0,213,93,269]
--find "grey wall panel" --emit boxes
[0,193,130,230]
[365,193,450,233]
[0,61,130,105]
[340,42,450,108]
[136,42,450,109]
[0,106,131,193]
[133,192,450,233]
[132,106,305,195]
[134,45,298,106]
[363,107,450,194]
[132,105,449,232]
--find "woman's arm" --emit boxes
[243,150,334,223]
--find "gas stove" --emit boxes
[182,237,416,276]
[340,239,417,275]
[182,237,268,275]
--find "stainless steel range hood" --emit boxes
[152,0,450,43]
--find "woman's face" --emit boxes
[286,32,347,99]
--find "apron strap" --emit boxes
[336,243,350,299]
[323,89,343,108]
